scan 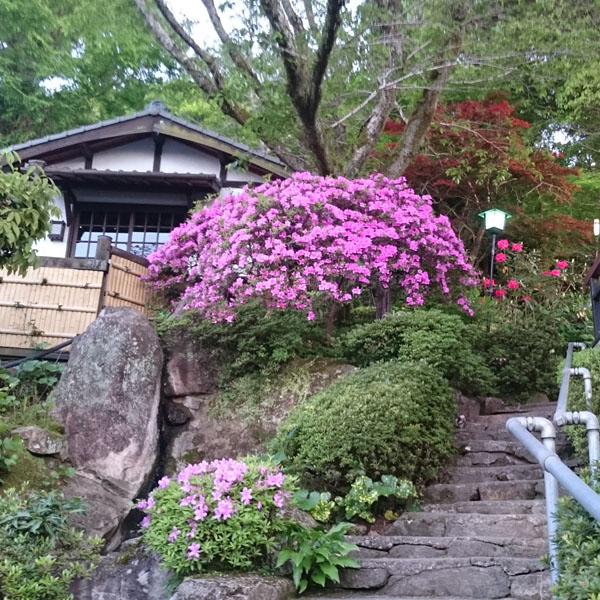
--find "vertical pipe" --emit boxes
[541,435,560,585]
[488,232,496,299]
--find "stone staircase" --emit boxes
[306,398,567,600]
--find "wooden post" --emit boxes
[96,236,112,261]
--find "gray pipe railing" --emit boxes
[506,417,600,586]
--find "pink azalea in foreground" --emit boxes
[495,289,507,298]
[511,243,523,252]
[550,269,561,277]
[240,487,253,505]
[507,280,519,290]
[187,542,201,559]
[557,260,569,269]
[495,253,507,263]
[158,476,171,489]
[497,239,509,249]
[483,278,495,286]
[168,526,181,542]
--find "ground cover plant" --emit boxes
[0,487,101,600]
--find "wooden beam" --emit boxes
[153,132,165,172]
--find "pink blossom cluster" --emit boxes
[543,260,569,277]
[137,459,289,561]
[147,173,478,321]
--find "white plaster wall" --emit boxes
[50,156,86,169]
[160,139,220,175]
[225,167,265,183]
[34,194,70,257]
[220,187,245,198]
[92,138,154,172]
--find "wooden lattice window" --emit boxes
[72,205,187,258]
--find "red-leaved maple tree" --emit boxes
[373,95,582,263]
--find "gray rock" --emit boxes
[11,425,67,457]
[170,574,295,600]
[338,567,389,589]
[52,307,163,544]
[163,337,219,398]
[71,539,170,600]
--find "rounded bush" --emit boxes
[337,308,495,395]
[277,360,456,494]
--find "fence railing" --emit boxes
[0,236,157,353]
[507,341,600,592]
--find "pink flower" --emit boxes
[495,289,506,298]
[213,497,236,520]
[522,295,531,302]
[168,526,181,542]
[557,260,568,269]
[140,515,151,528]
[497,239,509,249]
[273,491,285,508]
[240,487,253,505]
[550,269,561,277]
[187,542,201,559]
[507,280,519,290]
[257,501,263,511]
[483,278,495,286]
[511,243,523,252]
[495,253,506,263]
[158,476,171,489]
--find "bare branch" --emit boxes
[303,0,317,30]
[280,0,305,35]
[200,0,260,83]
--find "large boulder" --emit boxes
[53,307,163,545]
[164,358,355,473]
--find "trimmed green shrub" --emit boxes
[276,360,456,494]
[337,308,495,395]
[468,313,564,402]
[551,471,600,599]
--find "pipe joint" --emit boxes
[524,416,557,440]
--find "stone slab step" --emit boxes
[423,479,543,504]
[443,464,542,483]
[455,427,569,444]
[386,512,547,538]
[472,409,555,427]
[306,596,526,599]
[423,500,546,515]
[478,399,555,416]
[348,535,546,559]
[338,557,548,599]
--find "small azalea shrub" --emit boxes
[338,308,495,395]
[276,360,456,494]
[139,458,296,575]
[147,173,477,323]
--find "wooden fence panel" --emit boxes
[0,265,104,350]
[103,250,153,315]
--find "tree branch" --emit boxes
[303,0,317,30]
[280,0,305,35]
[200,0,260,84]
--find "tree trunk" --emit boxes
[326,302,341,340]
[375,287,391,319]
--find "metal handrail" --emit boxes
[0,337,74,369]
[506,417,600,586]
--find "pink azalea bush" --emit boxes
[138,458,296,575]
[147,173,477,322]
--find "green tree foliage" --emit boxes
[0,153,60,274]
[0,0,173,146]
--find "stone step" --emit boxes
[306,596,527,600]
[338,557,548,599]
[455,427,569,444]
[386,512,547,538]
[472,409,555,427]
[423,479,543,504]
[477,399,555,416]
[348,535,546,559]
[444,464,542,484]
[423,500,546,515]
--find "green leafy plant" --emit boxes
[0,487,101,600]
[0,436,21,481]
[551,470,600,599]
[276,359,456,494]
[0,151,60,275]
[276,521,359,593]
[336,475,417,523]
[293,489,335,523]
[139,457,298,575]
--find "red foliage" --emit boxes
[374,95,580,257]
